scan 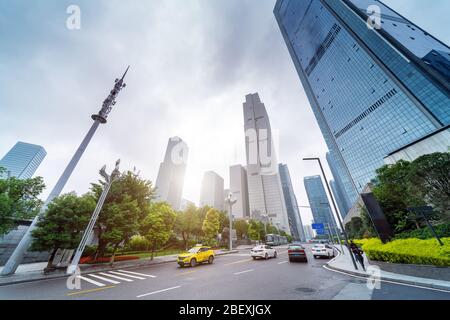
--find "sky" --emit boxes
[1,0,449,226]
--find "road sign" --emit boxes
[315,229,325,235]
[312,223,325,230]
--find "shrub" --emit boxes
[80,255,139,265]
[128,235,150,251]
[82,245,97,257]
[395,223,450,240]
[355,238,450,267]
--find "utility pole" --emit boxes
[67,160,121,274]
[1,67,130,276]
[303,157,358,270]
[225,193,237,251]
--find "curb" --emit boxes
[327,247,450,293]
[0,250,239,287]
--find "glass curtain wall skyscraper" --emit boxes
[200,171,225,211]
[304,175,338,231]
[274,0,450,207]
[0,142,47,179]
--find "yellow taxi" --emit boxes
[177,245,215,267]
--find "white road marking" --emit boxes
[234,269,254,275]
[76,275,106,287]
[137,286,182,298]
[277,261,288,265]
[118,270,156,278]
[99,272,134,282]
[87,274,121,284]
[109,271,146,280]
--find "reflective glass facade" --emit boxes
[274,0,450,202]
[304,175,337,229]
[0,142,47,179]
[326,151,352,217]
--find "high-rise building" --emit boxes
[275,0,450,208]
[304,175,337,230]
[243,93,290,234]
[200,171,225,211]
[326,152,353,217]
[155,137,188,211]
[330,180,348,220]
[303,225,315,241]
[279,164,306,242]
[229,165,250,219]
[0,142,47,179]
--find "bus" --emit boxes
[265,234,288,246]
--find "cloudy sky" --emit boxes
[1,0,449,226]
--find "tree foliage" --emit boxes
[202,208,220,245]
[0,167,45,236]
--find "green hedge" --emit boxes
[354,238,450,267]
[394,223,450,240]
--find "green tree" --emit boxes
[202,208,220,245]
[141,202,176,260]
[247,220,265,241]
[30,193,95,271]
[233,220,249,240]
[174,204,201,250]
[0,167,45,236]
[407,152,450,222]
[91,171,156,259]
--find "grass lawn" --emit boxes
[118,249,184,259]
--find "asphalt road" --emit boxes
[0,244,449,300]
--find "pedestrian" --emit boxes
[350,241,366,271]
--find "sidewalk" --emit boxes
[0,249,238,287]
[327,245,450,292]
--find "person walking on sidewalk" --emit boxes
[350,241,366,271]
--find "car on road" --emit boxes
[177,246,215,267]
[311,244,335,259]
[251,245,277,260]
[288,244,308,263]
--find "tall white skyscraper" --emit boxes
[243,93,290,234]
[200,171,224,211]
[155,137,189,211]
[0,142,47,179]
[229,165,250,219]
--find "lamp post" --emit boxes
[303,157,358,270]
[67,160,121,274]
[1,67,130,276]
[225,193,237,251]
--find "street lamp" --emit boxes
[303,157,358,270]
[225,193,237,251]
[67,160,121,274]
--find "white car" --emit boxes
[251,245,277,260]
[311,244,335,259]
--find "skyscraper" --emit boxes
[279,164,306,242]
[0,142,47,179]
[275,0,450,207]
[229,165,250,219]
[200,171,225,211]
[326,152,353,217]
[243,93,290,234]
[304,175,337,231]
[155,137,188,211]
[330,180,348,220]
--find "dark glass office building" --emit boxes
[275,0,450,206]
[304,175,338,231]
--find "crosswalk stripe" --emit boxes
[76,275,106,287]
[88,274,121,284]
[109,271,146,280]
[99,272,134,282]
[118,270,156,278]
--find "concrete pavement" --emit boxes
[1,244,449,300]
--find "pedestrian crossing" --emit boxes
[76,269,156,287]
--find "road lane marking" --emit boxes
[76,275,106,287]
[225,259,251,266]
[99,272,133,282]
[176,270,197,276]
[109,271,146,280]
[88,274,121,284]
[66,285,115,296]
[118,270,156,278]
[137,286,182,298]
[234,269,254,275]
[277,261,288,265]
